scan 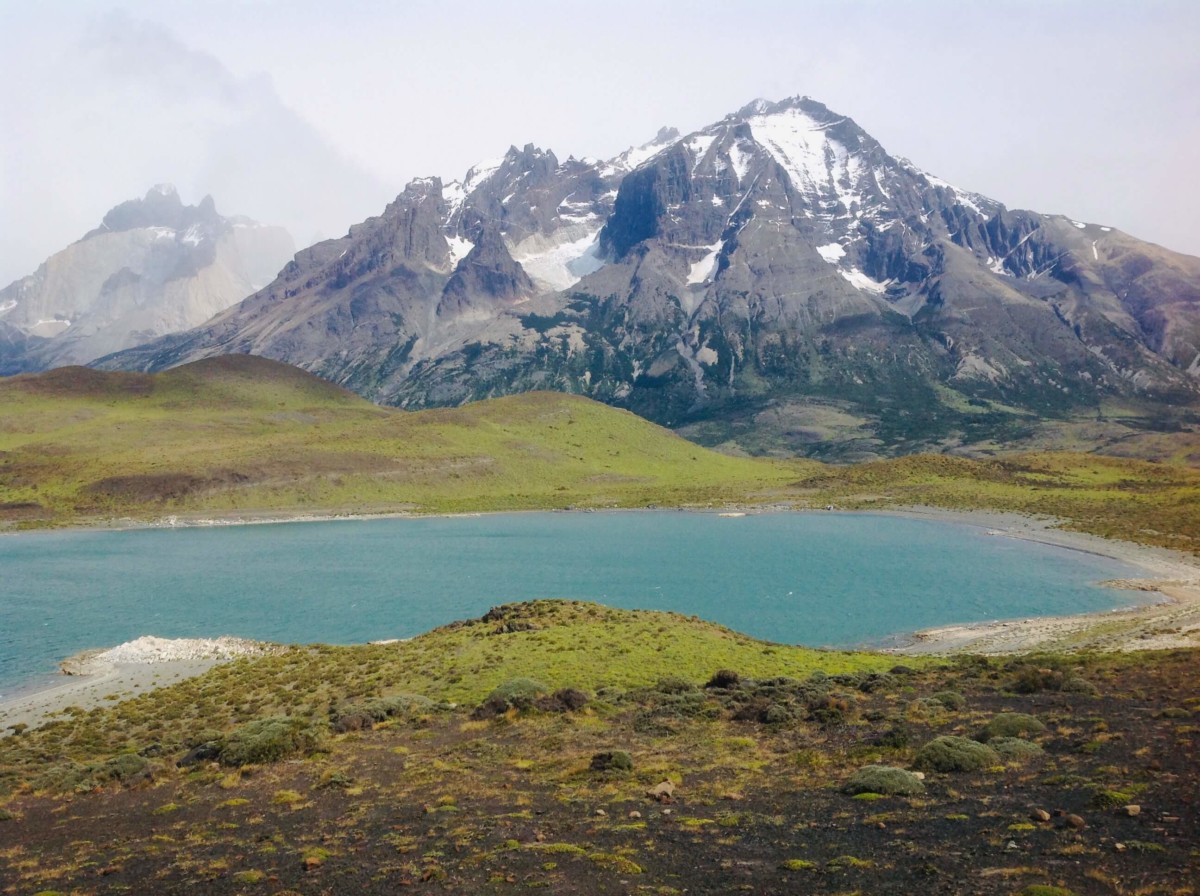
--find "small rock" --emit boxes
[1006,840,1020,851]
[647,781,676,802]
[594,808,607,817]
[1120,804,1141,817]
[1065,814,1086,830]
[720,791,745,801]
[911,771,926,781]
[1161,815,1180,823]
[661,808,673,816]
[1114,842,1126,852]
[534,831,546,842]
[1030,808,1051,823]
[628,810,642,819]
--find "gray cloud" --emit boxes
[0,10,390,285]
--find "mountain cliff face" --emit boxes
[97,98,1200,458]
[0,186,294,372]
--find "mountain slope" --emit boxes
[98,98,1200,459]
[0,187,294,370]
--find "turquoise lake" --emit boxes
[0,512,1142,696]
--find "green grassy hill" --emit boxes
[0,356,805,526]
[2,356,1197,553]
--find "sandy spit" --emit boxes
[0,637,275,734]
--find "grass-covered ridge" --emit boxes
[0,600,904,793]
[0,356,804,525]
[2,356,1197,553]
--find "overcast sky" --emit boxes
[2,0,1198,286]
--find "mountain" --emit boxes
[97,98,1200,459]
[0,186,294,372]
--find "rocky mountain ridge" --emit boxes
[0,186,294,372]
[97,97,1200,458]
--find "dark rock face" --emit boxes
[96,96,1200,457]
[438,227,534,318]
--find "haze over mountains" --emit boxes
[75,96,1200,457]
[0,187,293,373]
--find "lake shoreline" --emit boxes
[2,505,1197,734]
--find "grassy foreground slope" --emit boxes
[2,602,1198,895]
[0,356,804,525]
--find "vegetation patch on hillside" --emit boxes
[0,601,1196,895]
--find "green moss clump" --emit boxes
[1090,788,1135,809]
[841,765,926,796]
[779,858,816,870]
[1017,886,1077,896]
[913,736,999,773]
[979,712,1046,742]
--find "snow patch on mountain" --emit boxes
[746,106,866,222]
[924,173,994,217]
[727,141,753,182]
[445,234,474,270]
[839,269,888,295]
[816,243,846,263]
[602,128,679,176]
[687,241,723,285]
[510,225,605,292]
[685,134,717,173]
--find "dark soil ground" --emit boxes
[2,650,1198,896]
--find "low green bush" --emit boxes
[217,716,323,767]
[979,712,1046,742]
[931,690,966,710]
[841,765,926,796]
[913,736,999,773]
[988,737,1044,761]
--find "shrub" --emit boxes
[590,751,633,773]
[217,717,323,767]
[333,694,435,731]
[762,703,793,725]
[931,690,966,710]
[705,669,741,689]
[1061,676,1098,696]
[536,688,590,713]
[870,726,911,750]
[654,676,697,695]
[841,765,926,796]
[472,678,551,719]
[490,678,550,707]
[979,712,1046,742]
[989,737,1044,761]
[913,736,999,773]
[857,672,895,693]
